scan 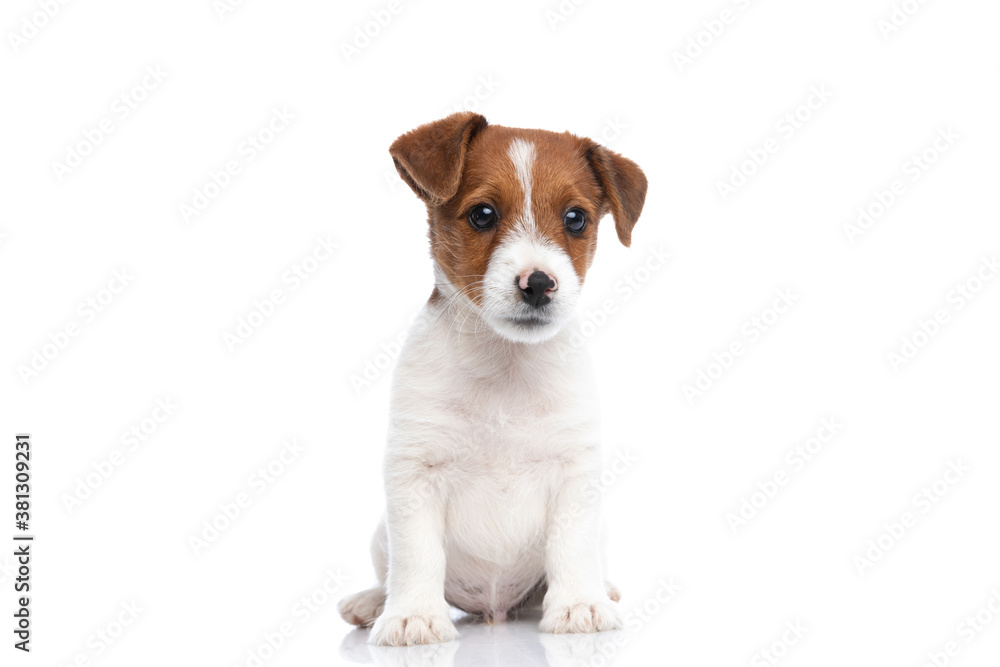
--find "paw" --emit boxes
[540,599,622,634]
[370,611,458,646]
[605,581,621,603]
[338,587,386,627]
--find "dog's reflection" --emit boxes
[339,608,626,667]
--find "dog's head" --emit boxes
[390,112,647,344]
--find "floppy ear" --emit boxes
[389,112,489,205]
[586,143,648,247]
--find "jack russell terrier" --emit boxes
[338,112,647,646]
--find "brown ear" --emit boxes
[389,112,488,205]
[586,143,648,247]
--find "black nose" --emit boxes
[518,270,555,308]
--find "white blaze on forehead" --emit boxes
[507,138,537,234]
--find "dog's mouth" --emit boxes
[481,303,566,344]
[503,315,553,328]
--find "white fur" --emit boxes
[507,137,538,235]
[341,138,620,647]
[479,229,582,344]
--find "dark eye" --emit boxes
[468,204,498,230]
[564,208,587,233]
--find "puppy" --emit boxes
[338,112,647,646]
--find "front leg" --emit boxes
[370,459,458,646]
[540,464,622,634]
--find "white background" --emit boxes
[2,0,999,665]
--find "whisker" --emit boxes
[431,280,485,332]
